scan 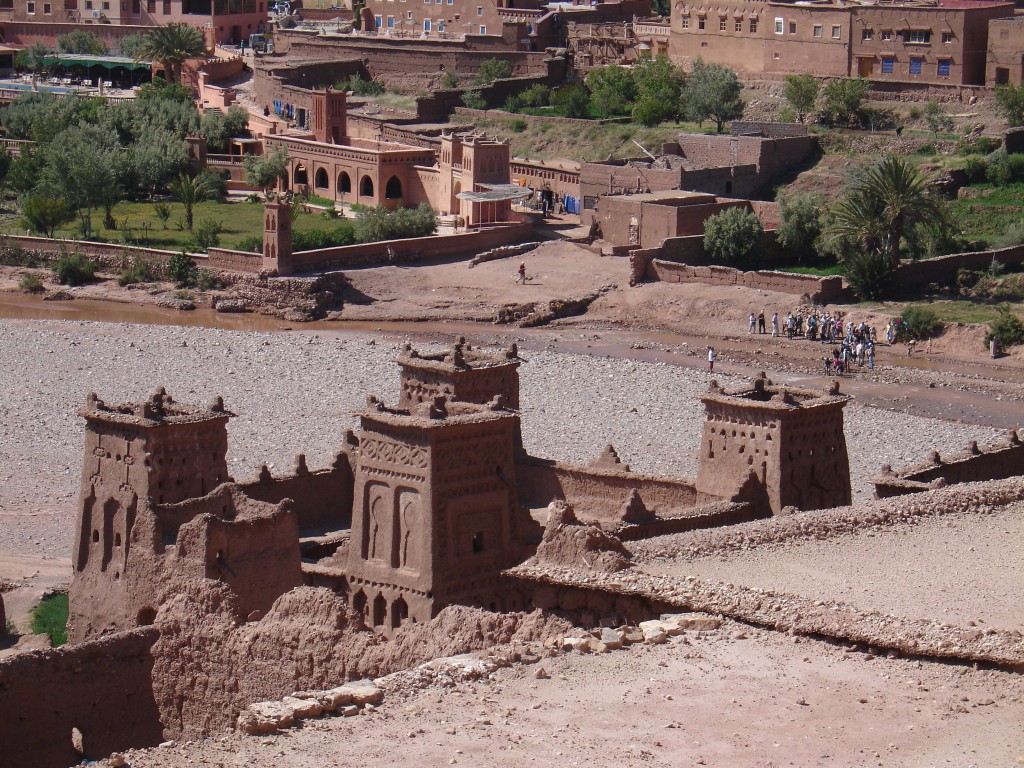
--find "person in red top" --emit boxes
[517,262,527,284]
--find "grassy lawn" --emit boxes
[948,183,1024,247]
[772,263,846,276]
[31,593,68,647]
[0,200,357,252]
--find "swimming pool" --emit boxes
[0,82,76,94]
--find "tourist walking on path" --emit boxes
[748,313,756,334]
[867,340,875,370]
[758,310,766,334]
[708,346,716,373]
[517,262,527,285]
[771,312,779,337]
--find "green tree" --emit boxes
[703,206,763,267]
[518,83,550,108]
[685,59,744,133]
[842,248,895,300]
[134,76,194,103]
[633,54,684,108]
[22,195,74,237]
[199,104,250,152]
[118,33,150,59]
[775,193,823,261]
[129,129,190,197]
[14,41,50,74]
[995,82,1024,127]
[135,23,206,85]
[986,305,1024,351]
[586,65,635,117]
[553,84,590,118]
[782,73,819,123]
[168,172,217,229]
[819,77,869,128]
[243,145,289,193]
[826,155,949,267]
[56,29,107,55]
[632,97,673,127]
[40,124,122,238]
[7,149,46,195]
[923,100,954,137]
[472,58,513,86]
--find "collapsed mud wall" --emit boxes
[0,628,163,768]
[150,583,566,739]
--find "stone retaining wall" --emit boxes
[890,245,1024,293]
[634,256,848,304]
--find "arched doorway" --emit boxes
[352,589,367,620]
[294,164,308,186]
[391,596,408,629]
[339,171,352,195]
[385,175,403,199]
[360,175,374,198]
[372,593,387,627]
[314,167,329,190]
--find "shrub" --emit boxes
[503,94,522,113]
[899,305,943,340]
[986,305,1024,350]
[472,58,512,86]
[703,206,763,268]
[353,204,436,243]
[818,77,869,128]
[519,83,551,108]
[510,118,528,133]
[191,217,224,251]
[343,76,386,96]
[292,223,357,250]
[843,249,896,300]
[166,251,198,287]
[995,221,1024,248]
[962,156,987,183]
[552,84,590,119]
[18,272,44,292]
[775,194,823,262]
[53,251,97,286]
[438,70,459,89]
[462,90,486,110]
[632,97,672,127]
[196,268,223,291]
[117,258,155,286]
[31,593,68,647]
[236,235,263,253]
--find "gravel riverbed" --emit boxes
[0,318,1001,559]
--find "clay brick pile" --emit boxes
[237,680,384,735]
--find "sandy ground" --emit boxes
[115,624,1024,768]
[638,504,1024,632]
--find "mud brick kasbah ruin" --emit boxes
[70,341,848,643]
[0,334,876,766]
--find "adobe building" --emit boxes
[265,92,519,225]
[592,189,776,249]
[580,128,815,223]
[67,347,852,647]
[397,338,521,410]
[0,0,266,44]
[695,376,851,517]
[345,394,534,631]
[69,389,303,643]
[668,0,1013,86]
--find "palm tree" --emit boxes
[827,156,949,267]
[169,172,216,229]
[135,23,206,85]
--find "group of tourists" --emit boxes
[746,308,894,376]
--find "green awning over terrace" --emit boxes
[40,53,151,71]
